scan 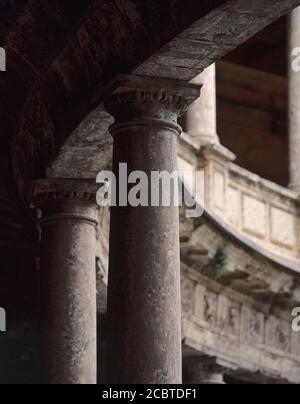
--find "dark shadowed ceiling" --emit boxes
[225,15,287,76]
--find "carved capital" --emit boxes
[32,179,98,205]
[105,91,189,120]
[32,179,99,227]
[104,74,201,134]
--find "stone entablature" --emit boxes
[181,264,300,384]
[178,133,300,265]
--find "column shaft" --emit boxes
[104,78,200,384]
[288,6,300,192]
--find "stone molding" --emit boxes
[32,179,98,204]
[105,91,190,119]
[104,76,202,143]
[32,179,99,227]
[104,74,201,118]
[109,118,182,138]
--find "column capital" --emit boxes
[32,179,99,227]
[32,179,98,206]
[104,74,201,126]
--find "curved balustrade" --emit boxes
[178,133,300,267]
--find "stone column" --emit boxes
[288,7,300,193]
[185,64,220,145]
[33,179,98,384]
[104,75,200,384]
[183,358,226,385]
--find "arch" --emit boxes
[5,0,298,202]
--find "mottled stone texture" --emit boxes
[104,76,200,384]
[288,6,300,193]
[33,180,98,384]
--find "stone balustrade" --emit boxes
[181,263,300,384]
[178,133,300,267]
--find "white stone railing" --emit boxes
[178,134,300,264]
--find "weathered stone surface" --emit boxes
[104,76,200,384]
[33,179,98,384]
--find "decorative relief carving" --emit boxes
[241,306,264,344]
[270,206,296,249]
[275,322,291,353]
[242,194,266,238]
[188,281,298,357]
[105,91,189,122]
[291,327,300,356]
[181,277,196,317]
[266,316,291,354]
[203,293,218,326]
[218,295,240,336]
[194,284,218,327]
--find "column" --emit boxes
[33,179,98,384]
[183,357,226,385]
[288,7,300,193]
[104,75,200,384]
[185,64,220,145]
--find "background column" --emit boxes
[185,64,220,145]
[288,6,300,192]
[33,179,98,384]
